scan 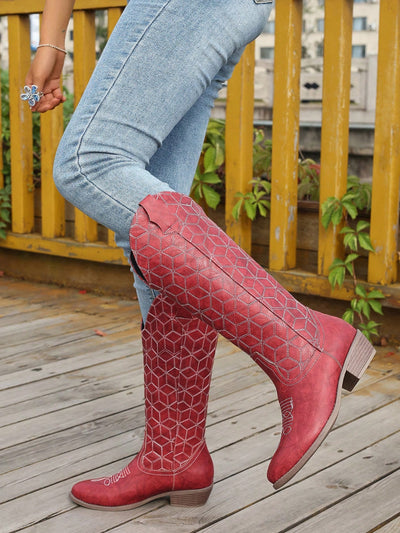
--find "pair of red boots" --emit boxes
[71,192,375,510]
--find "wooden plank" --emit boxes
[375,517,400,533]
[271,268,400,309]
[289,470,400,533]
[318,0,353,275]
[0,0,126,15]
[0,233,128,263]
[40,103,65,238]
[0,69,3,189]
[225,43,255,253]
[197,434,400,533]
[368,0,400,284]
[0,334,141,388]
[8,14,34,234]
[107,6,123,36]
[269,0,302,271]
[73,9,98,243]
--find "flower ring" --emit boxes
[20,85,44,107]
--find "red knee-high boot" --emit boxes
[70,293,218,510]
[129,192,376,489]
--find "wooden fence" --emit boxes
[0,0,399,306]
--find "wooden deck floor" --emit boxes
[1,277,400,533]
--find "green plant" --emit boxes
[0,69,75,240]
[0,182,11,239]
[191,118,225,209]
[232,177,271,221]
[321,177,385,341]
[192,120,321,219]
[1,69,11,238]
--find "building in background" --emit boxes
[255,0,379,60]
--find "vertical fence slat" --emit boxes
[368,0,400,285]
[40,108,65,238]
[73,9,98,243]
[269,0,302,271]
[8,14,34,234]
[318,0,353,276]
[107,6,123,35]
[225,43,255,254]
[0,72,3,189]
[106,6,124,247]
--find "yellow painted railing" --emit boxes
[1,0,400,306]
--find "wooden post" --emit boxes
[225,43,255,254]
[73,9,98,243]
[368,0,400,285]
[8,14,34,234]
[318,0,353,276]
[269,0,303,271]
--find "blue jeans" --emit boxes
[54,0,274,320]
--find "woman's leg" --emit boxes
[53,0,273,244]
[58,0,273,511]
[123,55,243,321]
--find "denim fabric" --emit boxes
[54,0,273,320]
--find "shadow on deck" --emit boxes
[1,277,400,532]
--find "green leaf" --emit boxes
[359,299,371,319]
[356,220,370,232]
[232,198,243,221]
[342,309,355,324]
[203,146,217,173]
[340,226,355,234]
[368,299,383,315]
[200,172,222,185]
[341,201,358,219]
[244,201,257,221]
[331,206,344,226]
[202,185,221,209]
[355,284,367,298]
[328,265,345,288]
[366,290,385,300]
[358,232,375,252]
[214,143,225,167]
[343,232,358,251]
[345,253,359,264]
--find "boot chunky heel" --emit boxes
[343,330,376,392]
[170,485,213,507]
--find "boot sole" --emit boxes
[70,484,213,511]
[273,330,376,490]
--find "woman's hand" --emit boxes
[24,47,67,113]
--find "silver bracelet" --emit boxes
[37,43,67,54]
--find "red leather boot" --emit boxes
[70,293,218,510]
[129,192,376,489]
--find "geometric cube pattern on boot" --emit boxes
[70,293,218,510]
[140,294,218,473]
[129,192,376,489]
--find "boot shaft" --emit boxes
[140,293,218,472]
[130,193,356,386]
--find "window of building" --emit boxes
[316,41,324,57]
[317,18,324,32]
[263,20,275,34]
[353,17,367,31]
[352,45,366,58]
[260,47,274,59]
